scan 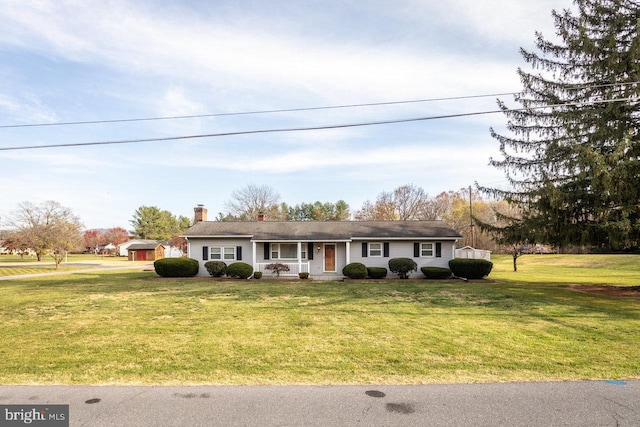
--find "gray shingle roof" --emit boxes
[182,220,462,241]
[127,243,162,250]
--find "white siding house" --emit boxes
[182,220,462,279]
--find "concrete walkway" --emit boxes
[0,381,638,426]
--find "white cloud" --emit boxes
[0,0,525,107]
[158,87,204,117]
[400,0,571,46]
[0,93,58,124]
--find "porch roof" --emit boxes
[182,220,462,241]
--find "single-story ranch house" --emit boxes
[182,210,462,279]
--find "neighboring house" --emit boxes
[127,243,165,261]
[182,220,462,279]
[94,243,117,255]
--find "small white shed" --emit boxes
[455,246,491,261]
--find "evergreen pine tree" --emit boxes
[482,0,640,251]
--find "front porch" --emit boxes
[255,261,310,277]
[252,241,350,278]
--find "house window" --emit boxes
[211,246,236,261]
[369,242,383,257]
[421,243,434,257]
[271,243,306,260]
[224,247,235,260]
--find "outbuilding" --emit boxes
[127,243,165,261]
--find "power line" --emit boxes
[0,95,635,152]
[0,91,520,129]
[1,81,636,130]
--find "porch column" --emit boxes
[297,241,302,273]
[345,241,351,265]
[252,241,257,271]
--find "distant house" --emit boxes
[127,243,165,261]
[95,243,117,255]
[181,210,462,279]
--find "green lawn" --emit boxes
[0,255,638,385]
[0,254,140,276]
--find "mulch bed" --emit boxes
[569,284,640,297]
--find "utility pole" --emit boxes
[469,186,476,248]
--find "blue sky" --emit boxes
[0,0,572,230]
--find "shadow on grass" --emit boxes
[5,271,640,324]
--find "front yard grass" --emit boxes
[0,255,639,385]
[0,254,141,276]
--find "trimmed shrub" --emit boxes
[299,272,310,279]
[154,257,199,277]
[253,271,263,279]
[448,258,493,279]
[342,262,367,279]
[204,261,227,277]
[421,266,452,280]
[388,257,418,279]
[226,262,254,279]
[367,267,388,279]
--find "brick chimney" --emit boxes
[257,211,265,221]
[194,205,207,223]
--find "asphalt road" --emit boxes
[0,381,638,426]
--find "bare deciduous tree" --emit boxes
[223,184,282,220]
[355,184,429,221]
[10,200,83,268]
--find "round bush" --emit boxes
[367,267,388,279]
[226,262,254,279]
[204,260,227,277]
[253,271,263,279]
[388,257,418,279]
[299,272,310,279]
[154,257,199,277]
[421,266,452,279]
[448,258,493,279]
[342,262,367,279]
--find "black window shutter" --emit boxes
[307,242,314,260]
[362,242,368,257]
[236,246,242,260]
[383,242,390,257]
[202,246,209,261]
[436,242,442,258]
[413,242,420,258]
[264,242,270,260]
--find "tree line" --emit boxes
[215,183,507,251]
[1,183,510,269]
